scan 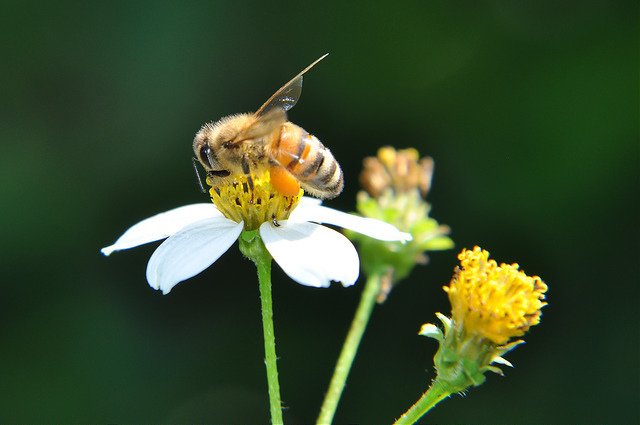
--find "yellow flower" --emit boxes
[207,170,302,231]
[444,246,548,345]
[420,246,548,390]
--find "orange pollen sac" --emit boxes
[269,166,301,197]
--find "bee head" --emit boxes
[193,114,250,171]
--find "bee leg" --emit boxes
[272,215,281,227]
[241,155,255,202]
[209,169,231,177]
[241,154,251,175]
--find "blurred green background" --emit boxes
[1,1,637,423]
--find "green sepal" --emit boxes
[484,365,505,376]
[238,229,271,265]
[347,190,453,299]
[429,316,524,393]
[419,323,444,342]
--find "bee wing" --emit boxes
[255,53,329,117]
[241,108,288,141]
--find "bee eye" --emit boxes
[199,145,213,169]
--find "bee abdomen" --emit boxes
[275,123,343,199]
[296,134,343,199]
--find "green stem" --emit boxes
[393,379,451,425]
[316,273,381,425]
[240,231,284,425]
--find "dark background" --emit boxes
[1,1,637,423]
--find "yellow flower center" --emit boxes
[207,171,303,231]
[444,246,548,345]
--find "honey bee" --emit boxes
[193,54,343,199]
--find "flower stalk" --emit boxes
[316,272,381,425]
[393,380,452,425]
[239,230,284,425]
[316,147,451,423]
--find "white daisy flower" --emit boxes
[101,172,411,294]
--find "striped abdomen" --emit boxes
[269,122,344,199]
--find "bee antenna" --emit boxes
[192,157,206,193]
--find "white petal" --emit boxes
[101,204,222,256]
[260,221,359,288]
[146,216,243,294]
[298,196,323,207]
[289,203,411,242]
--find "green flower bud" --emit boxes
[348,147,454,302]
